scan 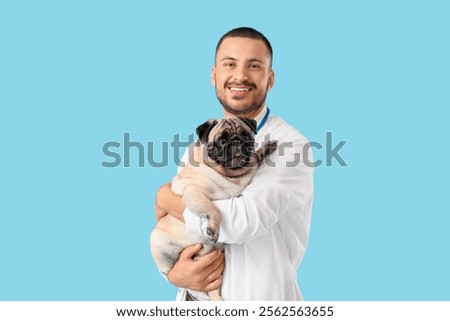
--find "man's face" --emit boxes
[211,37,274,117]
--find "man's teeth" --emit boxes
[230,87,250,92]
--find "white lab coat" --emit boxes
[179,107,314,301]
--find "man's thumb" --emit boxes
[180,244,202,259]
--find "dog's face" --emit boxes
[196,117,257,177]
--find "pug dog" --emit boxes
[150,117,277,301]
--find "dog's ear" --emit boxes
[196,119,218,143]
[238,117,257,134]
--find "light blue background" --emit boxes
[1,1,449,300]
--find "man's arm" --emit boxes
[155,183,185,222]
[154,182,225,292]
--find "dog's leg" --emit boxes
[150,227,183,274]
[208,289,223,301]
[254,140,278,165]
[182,184,221,243]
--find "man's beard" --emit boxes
[216,88,268,116]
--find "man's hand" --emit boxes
[155,204,167,221]
[155,184,224,292]
[167,244,225,292]
[155,183,186,222]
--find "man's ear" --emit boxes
[267,69,275,91]
[211,66,216,86]
[196,119,218,143]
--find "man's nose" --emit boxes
[233,65,249,82]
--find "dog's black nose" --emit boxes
[232,140,241,147]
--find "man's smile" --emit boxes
[227,85,253,97]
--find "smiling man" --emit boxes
[213,35,274,118]
[153,27,314,301]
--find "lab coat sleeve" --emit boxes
[184,136,314,245]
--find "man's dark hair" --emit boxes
[215,27,273,67]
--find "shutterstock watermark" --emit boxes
[101,132,348,168]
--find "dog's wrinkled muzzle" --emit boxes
[208,137,254,169]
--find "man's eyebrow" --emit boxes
[220,56,237,62]
[220,57,265,64]
[248,58,265,64]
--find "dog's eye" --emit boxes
[217,134,229,145]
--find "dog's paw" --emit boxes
[206,226,219,243]
[264,140,278,151]
[256,140,278,165]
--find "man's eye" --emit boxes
[250,64,261,69]
[224,62,234,67]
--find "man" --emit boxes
[154,27,314,300]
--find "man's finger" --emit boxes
[195,248,222,267]
[203,276,223,292]
[155,205,168,221]
[203,253,225,281]
[179,244,203,260]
